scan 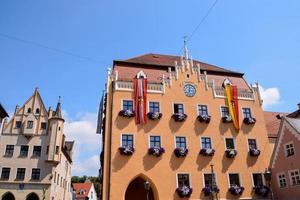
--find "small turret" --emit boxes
[52,96,64,121]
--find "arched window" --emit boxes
[36,108,40,114]
[27,108,32,113]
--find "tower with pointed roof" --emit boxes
[0,89,74,200]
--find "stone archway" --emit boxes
[125,176,156,200]
[1,192,15,200]
[26,193,39,200]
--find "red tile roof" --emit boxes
[73,183,92,199]
[264,111,287,138]
[113,53,250,89]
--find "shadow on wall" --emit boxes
[169,152,185,170]
[221,153,234,173]
[143,153,162,171]
[114,116,133,130]
[112,151,131,172]
[193,120,209,135]
[168,118,184,134]
[241,122,254,134]
[196,154,213,171]
[218,121,235,135]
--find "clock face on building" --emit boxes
[183,84,196,97]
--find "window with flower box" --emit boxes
[150,136,161,148]
[225,138,235,150]
[252,173,263,187]
[221,106,229,118]
[174,103,184,114]
[285,142,295,157]
[248,139,257,149]
[289,170,300,186]
[242,108,252,118]
[176,137,186,148]
[198,105,208,116]
[201,137,212,149]
[149,102,160,113]
[177,174,190,187]
[277,173,287,188]
[204,173,216,187]
[122,134,133,147]
[229,173,241,187]
[122,100,134,111]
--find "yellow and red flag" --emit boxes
[224,84,240,132]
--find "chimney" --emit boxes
[48,106,52,118]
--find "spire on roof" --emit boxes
[54,96,62,119]
[183,36,189,60]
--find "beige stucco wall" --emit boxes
[102,65,273,200]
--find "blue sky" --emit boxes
[1,0,299,175]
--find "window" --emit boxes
[285,142,295,157]
[229,173,241,187]
[149,102,160,113]
[55,146,59,155]
[31,168,40,180]
[16,168,26,180]
[57,174,59,185]
[15,121,22,128]
[1,168,10,180]
[242,108,252,118]
[221,106,229,117]
[201,137,212,149]
[198,105,208,116]
[150,136,161,148]
[204,173,216,187]
[248,139,257,149]
[54,172,56,183]
[174,103,184,114]
[5,145,14,157]
[176,137,186,148]
[35,108,40,114]
[27,121,34,129]
[277,173,287,188]
[41,122,47,130]
[27,108,31,113]
[122,100,134,111]
[46,146,49,155]
[289,170,300,186]
[33,146,41,157]
[122,134,133,147]
[177,174,190,187]
[20,145,29,157]
[252,173,263,187]
[225,138,235,150]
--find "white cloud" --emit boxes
[64,112,101,176]
[258,85,281,109]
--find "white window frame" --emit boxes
[176,173,192,188]
[197,104,209,116]
[227,173,242,188]
[120,133,135,148]
[148,101,161,113]
[202,172,218,188]
[220,106,229,118]
[276,172,287,188]
[121,99,134,111]
[174,135,188,149]
[200,137,213,149]
[224,137,236,150]
[172,102,185,114]
[288,169,300,186]
[241,107,253,118]
[284,141,295,157]
[148,135,162,148]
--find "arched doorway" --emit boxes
[2,192,15,200]
[26,193,39,200]
[125,177,155,200]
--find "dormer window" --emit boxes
[27,108,32,113]
[35,108,40,114]
[80,189,85,195]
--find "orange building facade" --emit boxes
[97,52,273,200]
